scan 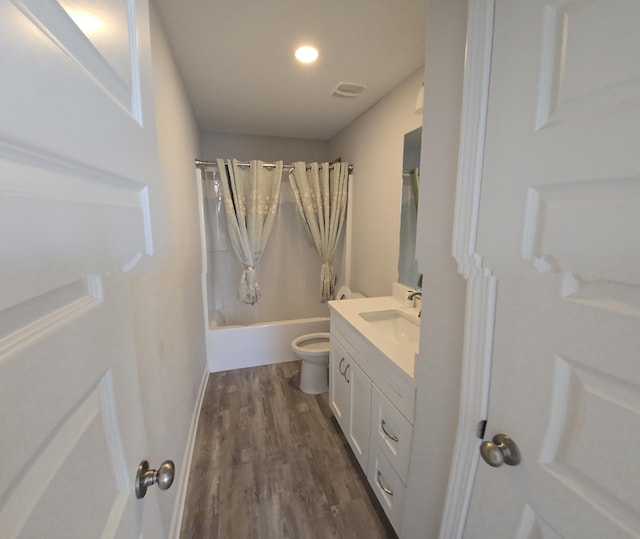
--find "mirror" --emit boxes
[397,127,421,288]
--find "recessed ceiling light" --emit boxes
[295,45,319,64]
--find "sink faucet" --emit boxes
[407,289,422,317]
[407,290,421,301]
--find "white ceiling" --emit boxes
[152,0,426,140]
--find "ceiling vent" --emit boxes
[331,82,366,98]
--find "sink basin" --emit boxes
[358,309,420,346]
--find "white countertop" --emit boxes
[328,295,419,378]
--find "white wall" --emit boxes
[329,69,424,297]
[130,6,207,535]
[201,132,329,164]
[401,1,468,537]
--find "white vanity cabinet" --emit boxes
[329,308,416,534]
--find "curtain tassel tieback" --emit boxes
[320,260,336,303]
[239,265,260,305]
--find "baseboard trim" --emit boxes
[168,366,209,539]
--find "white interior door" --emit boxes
[464,0,640,537]
[0,1,164,537]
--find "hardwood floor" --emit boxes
[180,361,397,539]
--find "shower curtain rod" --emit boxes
[195,159,353,173]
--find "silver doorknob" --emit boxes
[135,459,175,499]
[479,434,521,467]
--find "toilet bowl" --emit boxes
[291,332,330,394]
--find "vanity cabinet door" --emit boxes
[329,337,372,471]
[329,339,350,433]
[346,359,371,471]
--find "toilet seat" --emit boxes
[291,333,330,362]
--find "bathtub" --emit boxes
[205,316,330,372]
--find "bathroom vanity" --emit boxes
[328,291,418,533]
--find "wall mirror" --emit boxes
[397,127,421,288]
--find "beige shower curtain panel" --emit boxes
[289,161,349,302]
[216,158,283,305]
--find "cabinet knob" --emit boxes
[344,363,351,383]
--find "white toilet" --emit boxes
[290,332,330,394]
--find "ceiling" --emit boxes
[152,0,426,140]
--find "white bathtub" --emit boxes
[205,316,330,372]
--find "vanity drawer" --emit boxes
[370,384,413,482]
[368,437,406,533]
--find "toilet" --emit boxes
[290,332,330,394]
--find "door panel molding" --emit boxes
[0,371,132,539]
[440,1,497,538]
[521,178,640,315]
[11,0,142,121]
[536,0,640,130]
[539,355,640,529]
[515,504,562,539]
[0,276,102,359]
[0,135,153,311]
[0,134,145,191]
[522,178,640,287]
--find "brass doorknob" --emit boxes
[135,459,175,499]
[479,434,521,467]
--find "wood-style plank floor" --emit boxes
[179,361,396,539]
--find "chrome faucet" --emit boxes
[407,290,422,301]
[407,289,422,317]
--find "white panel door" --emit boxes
[464,0,640,537]
[0,1,164,537]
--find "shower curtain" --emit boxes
[216,158,283,305]
[288,161,349,302]
[202,167,228,325]
[410,167,419,210]
[398,168,420,288]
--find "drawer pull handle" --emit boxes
[344,363,351,383]
[338,357,346,375]
[377,470,393,496]
[381,420,399,442]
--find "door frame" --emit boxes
[439,1,497,537]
